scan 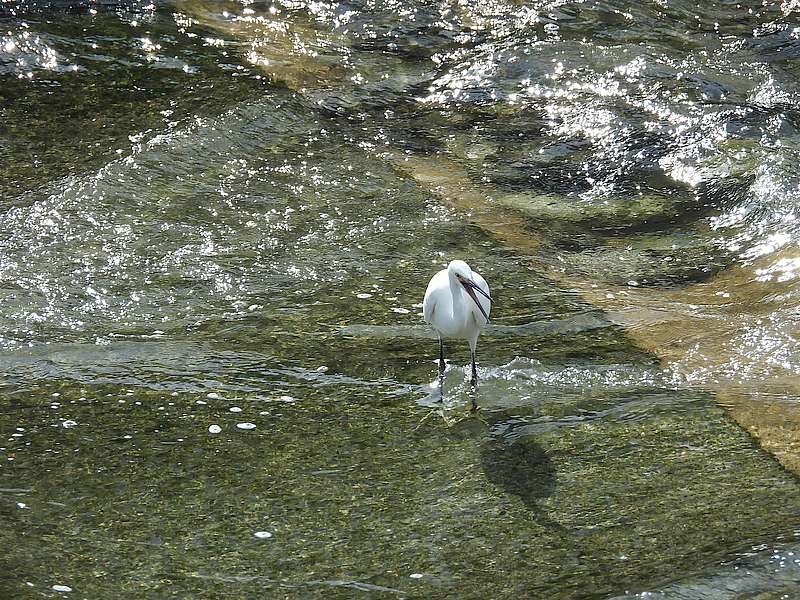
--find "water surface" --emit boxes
[3,1,800,598]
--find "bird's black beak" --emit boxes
[460,278,491,322]
[465,279,493,304]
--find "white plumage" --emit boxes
[423,259,492,386]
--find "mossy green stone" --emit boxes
[495,192,679,229]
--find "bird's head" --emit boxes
[447,260,492,321]
[447,260,473,280]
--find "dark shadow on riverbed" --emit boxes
[479,416,564,531]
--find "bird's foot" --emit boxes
[414,407,444,430]
[468,385,480,414]
[467,408,488,426]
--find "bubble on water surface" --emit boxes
[253,531,273,539]
[229,406,242,412]
[62,420,77,429]
[208,424,222,434]
[236,422,256,430]
[52,585,72,593]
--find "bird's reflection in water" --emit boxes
[415,371,480,427]
[416,384,479,429]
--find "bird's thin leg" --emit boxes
[470,349,478,387]
[468,385,479,414]
[438,336,445,401]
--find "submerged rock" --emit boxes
[495,191,681,230]
[445,131,499,162]
[175,0,348,90]
[561,230,733,286]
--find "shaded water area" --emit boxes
[3,0,800,597]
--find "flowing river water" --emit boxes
[3,1,800,598]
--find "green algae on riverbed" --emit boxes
[2,379,800,599]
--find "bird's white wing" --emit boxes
[422,269,446,325]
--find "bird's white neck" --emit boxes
[448,270,466,311]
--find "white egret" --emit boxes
[423,259,492,387]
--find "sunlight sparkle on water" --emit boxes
[755,256,800,283]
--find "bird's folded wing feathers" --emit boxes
[422,292,436,324]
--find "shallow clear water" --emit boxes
[3,1,800,598]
